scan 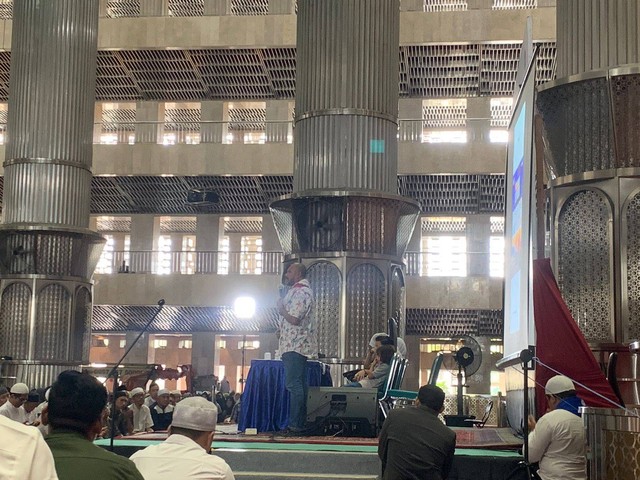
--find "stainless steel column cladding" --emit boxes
[271,0,419,366]
[538,0,640,429]
[294,0,399,193]
[556,0,640,78]
[0,0,105,388]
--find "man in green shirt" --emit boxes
[44,370,143,480]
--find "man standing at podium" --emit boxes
[277,263,316,434]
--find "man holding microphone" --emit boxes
[277,263,316,434]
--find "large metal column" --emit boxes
[271,0,419,368]
[538,3,640,477]
[0,1,104,388]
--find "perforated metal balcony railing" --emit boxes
[95,249,504,277]
[0,119,514,145]
[95,250,283,275]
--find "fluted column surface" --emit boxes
[294,0,399,193]
[557,0,640,78]
[0,0,101,385]
[4,0,98,228]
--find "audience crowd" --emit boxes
[0,369,589,480]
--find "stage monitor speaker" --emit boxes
[306,387,378,437]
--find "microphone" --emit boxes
[158,299,166,306]
[278,285,286,299]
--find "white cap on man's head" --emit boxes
[171,396,218,431]
[130,387,145,397]
[545,375,575,395]
[369,332,387,348]
[10,383,29,395]
[157,388,170,396]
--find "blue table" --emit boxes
[239,359,332,433]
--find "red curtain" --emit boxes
[533,258,618,416]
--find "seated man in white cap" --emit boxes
[149,388,173,431]
[130,396,235,479]
[129,387,154,433]
[0,414,58,479]
[0,382,30,423]
[528,374,586,480]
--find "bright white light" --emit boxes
[91,363,108,368]
[234,296,256,319]
[489,129,509,143]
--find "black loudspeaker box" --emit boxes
[306,387,378,437]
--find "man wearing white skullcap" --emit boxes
[130,397,234,479]
[0,383,30,423]
[527,375,586,480]
[150,389,173,431]
[128,387,154,433]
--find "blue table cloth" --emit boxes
[239,359,332,433]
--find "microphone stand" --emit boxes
[107,299,166,452]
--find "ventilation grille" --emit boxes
[159,216,197,233]
[164,108,201,130]
[406,308,503,336]
[0,174,508,215]
[0,44,556,101]
[423,100,467,128]
[96,216,132,232]
[168,0,204,16]
[228,107,266,131]
[399,174,505,214]
[490,98,513,127]
[492,0,536,9]
[224,218,263,234]
[105,0,140,18]
[423,0,468,12]
[490,216,505,234]
[0,0,11,19]
[422,217,467,233]
[101,107,137,132]
[230,0,268,16]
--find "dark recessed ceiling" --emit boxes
[92,304,504,337]
[0,43,556,102]
[0,174,506,215]
[92,304,279,333]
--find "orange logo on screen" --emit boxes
[512,228,522,253]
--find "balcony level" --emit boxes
[0,0,556,50]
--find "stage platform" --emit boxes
[96,426,527,480]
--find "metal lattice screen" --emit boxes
[557,190,613,342]
[422,99,467,128]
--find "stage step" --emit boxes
[216,448,380,480]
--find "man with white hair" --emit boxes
[528,374,586,480]
[129,387,154,433]
[130,396,234,479]
[0,383,30,423]
[0,415,58,479]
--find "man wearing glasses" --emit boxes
[0,383,30,423]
